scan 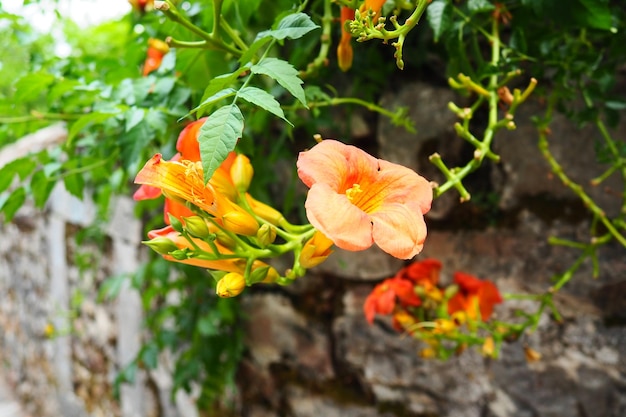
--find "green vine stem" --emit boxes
[536,104,626,248]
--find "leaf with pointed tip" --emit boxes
[199,104,244,183]
[238,86,292,126]
[250,57,307,107]
[256,12,320,41]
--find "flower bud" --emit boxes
[222,209,259,236]
[246,195,285,225]
[299,231,334,269]
[183,216,210,238]
[143,236,179,255]
[256,224,276,247]
[216,272,246,297]
[482,336,496,357]
[230,154,254,192]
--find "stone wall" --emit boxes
[1,81,625,417]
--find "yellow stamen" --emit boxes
[345,183,363,202]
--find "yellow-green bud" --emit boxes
[143,237,178,255]
[216,272,246,297]
[222,210,259,236]
[256,224,276,247]
[183,216,210,238]
[230,154,254,192]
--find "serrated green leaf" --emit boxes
[30,170,55,208]
[13,71,56,102]
[64,172,85,199]
[426,0,453,42]
[67,111,118,146]
[199,105,244,182]
[238,86,292,126]
[125,107,145,132]
[1,187,26,222]
[250,57,307,107]
[256,12,320,41]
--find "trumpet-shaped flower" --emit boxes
[297,140,432,259]
[135,154,219,215]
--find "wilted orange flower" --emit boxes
[297,140,432,259]
[447,272,502,321]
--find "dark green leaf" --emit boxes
[579,0,614,31]
[199,104,244,182]
[0,157,37,193]
[238,86,292,126]
[250,57,307,106]
[426,0,452,42]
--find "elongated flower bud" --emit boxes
[222,210,259,236]
[230,154,254,192]
[143,236,179,255]
[246,194,285,225]
[216,272,246,297]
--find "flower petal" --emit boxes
[305,183,373,251]
[376,160,433,215]
[297,139,379,191]
[370,203,427,259]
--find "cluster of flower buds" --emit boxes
[364,259,504,359]
[134,119,331,297]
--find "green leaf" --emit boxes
[578,0,614,31]
[0,157,37,193]
[125,107,145,132]
[67,111,118,146]
[140,343,160,369]
[189,88,237,118]
[98,273,127,301]
[257,12,320,41]
[13,71,56,102]
[199,104,244,182]
[467,0,495,13]
[31,170,55,208]
[238,86,292,126]
[426,0,452,42]
[1,187,26,222]
[250,57,307,107]
[238,36,272,65]
[64,172,85,199]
